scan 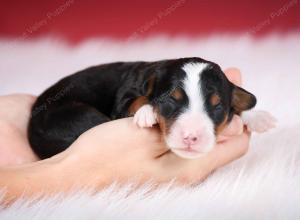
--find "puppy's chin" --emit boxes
[171,148,207,159]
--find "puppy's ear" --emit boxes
[232,86,257,112]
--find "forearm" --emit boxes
[0,155,79,205]
[0,162,55,205]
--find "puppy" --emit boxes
[28,57,276,159]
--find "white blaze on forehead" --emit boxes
[165,62,215,158]
[182,62,208,113]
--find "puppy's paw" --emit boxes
[242,110,277,133]
[133,104,157,128]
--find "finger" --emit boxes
[224,68,242,86]
[174,130,251,182]
[217,115,244,142]
[125,121,170,157]
[208,129,251,170]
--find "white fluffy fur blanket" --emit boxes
[0,34,300,219]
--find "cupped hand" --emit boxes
[59,68,249,187]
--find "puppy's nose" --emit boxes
[183,134,199,146]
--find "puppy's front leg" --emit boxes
[133,104,158,128]
[128,96,157,128]
[241,110,277,133]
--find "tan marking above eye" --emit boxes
[171,89,183,100]
[210,94,221,106]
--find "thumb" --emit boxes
[224,68,242,86]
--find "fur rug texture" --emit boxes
[0,33,300,219]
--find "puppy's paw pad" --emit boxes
[133,105,157,128]
[243,110,277,133]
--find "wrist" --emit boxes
[0,160,58,204]
[0,152,99,204]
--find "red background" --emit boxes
[1,0,300,43]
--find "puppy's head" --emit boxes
[151,58,256,159]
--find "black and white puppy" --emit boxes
[28,57,276,159]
